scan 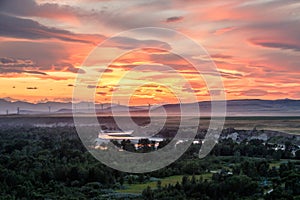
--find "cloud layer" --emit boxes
[0,0,299,103]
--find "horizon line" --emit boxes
[0,97,298,107]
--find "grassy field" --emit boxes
[116,158,299,194]
[116,174,212,194]
[269,159,299,168]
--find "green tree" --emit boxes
[142,186,154,200]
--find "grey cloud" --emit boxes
[0,13,104,44]
[0,41,74,73]
[24,71,47,75]
[0,0,38,15]
[166,16,184,23]
[107,37,172,50]
[0,41,68,66]
[242,17,300,53]
[0,67,47,75]
[0,0,164,31]
[0,57,48,75]
[0,57,34,68]
[237,0,298,10]
[0,0,78,20]
[87,85,98,89]
[250,40,300,52]
[0,57,16,64]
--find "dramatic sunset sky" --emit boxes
[0,0,299,105]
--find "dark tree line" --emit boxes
[1,126,300,199]
[143,161,300,200]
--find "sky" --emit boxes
[0,0,299,105]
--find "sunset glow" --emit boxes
[1,0,300,104]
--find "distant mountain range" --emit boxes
[0,98,300,116]
[157,99,300,116]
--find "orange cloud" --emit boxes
[1,0,300,103]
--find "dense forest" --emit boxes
[1,126,300,199]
